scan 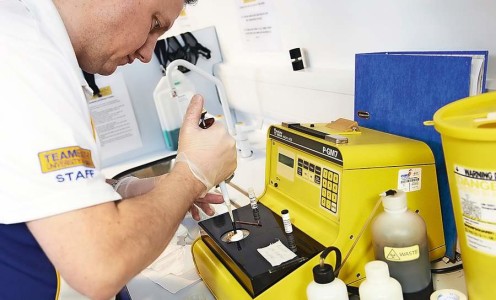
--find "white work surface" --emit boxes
[106,128,467,299]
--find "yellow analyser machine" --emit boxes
[192,120,446,299]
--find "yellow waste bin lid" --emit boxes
[433,91,496,141]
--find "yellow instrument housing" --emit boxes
[193,123,445,299]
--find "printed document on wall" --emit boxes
[88,72,143,161]
[236,0,282,52]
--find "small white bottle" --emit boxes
[359,260,403,300]
[306,247,349,300]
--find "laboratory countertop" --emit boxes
[127,273,465,300]
[107,128,467,299]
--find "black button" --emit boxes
[315,166,321,175]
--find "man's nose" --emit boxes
[135,37,157,63]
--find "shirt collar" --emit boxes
[22,0,89,90]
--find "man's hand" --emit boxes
[109,175,225,221]
[190,193,225,221]
[175,95,237,195]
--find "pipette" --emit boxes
[199,110,237,233]
[219,181,237,233]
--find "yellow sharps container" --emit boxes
[433,92,496,300]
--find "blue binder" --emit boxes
[354,50,489,260]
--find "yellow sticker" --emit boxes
[38,146,94,173]
[88,85,113,100]
[384,245,420,262]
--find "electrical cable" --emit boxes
[430,253,463,274]
[337,197,384,297]
[431,263,463,274]
[335,196,383,275]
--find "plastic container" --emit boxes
[432,92,496,300]
[281,209,297,252]
[371,190,432,299]
[153,71,196,151]
[359,260,403,300]
[247,187,260,222]
[430,289,467,300]
[306,246,349,300]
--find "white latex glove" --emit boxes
[114,176,157,199]
[112,175,224,221]
[175,95,237,196]
[189,192,224,221]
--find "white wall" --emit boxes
[165,0,496,126]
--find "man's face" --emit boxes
[77,0,184,75]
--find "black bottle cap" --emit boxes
[312,263,335,284]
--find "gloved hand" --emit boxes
[114,176,157,199]
[112,174,223,221]
[190,192,225,221]
[175,95,237,196]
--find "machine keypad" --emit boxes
[296,157,339,214]
[320,168,340,213]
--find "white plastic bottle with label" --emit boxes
[371,190,432,298]
[306,246,349,300]
[359,260,403,300]
[153,71,195,151]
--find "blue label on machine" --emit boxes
[269,126,343,166]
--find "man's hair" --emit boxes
[184,0,198,4]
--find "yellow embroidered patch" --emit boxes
[38,146,95,173]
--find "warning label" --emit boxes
[455,165,496,256]
[384,245,420,262]
[398,168,421,192]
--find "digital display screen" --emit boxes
[279,153,294,168]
